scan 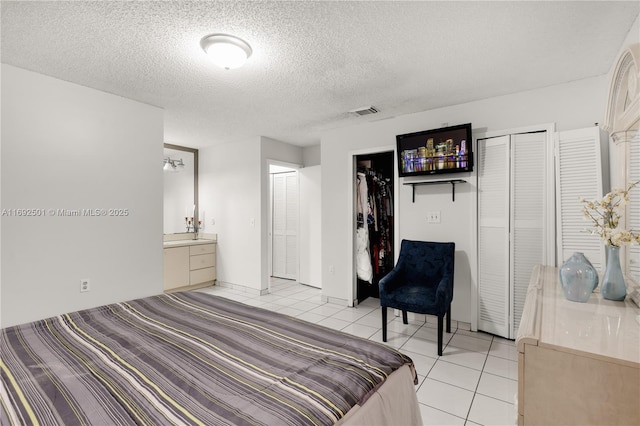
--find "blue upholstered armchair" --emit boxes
[379,240,455,356]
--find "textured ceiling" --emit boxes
[2,1,638,148]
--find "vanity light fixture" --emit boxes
[200,33,252,70]
[163,157,184,172]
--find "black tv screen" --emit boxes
[396,123,473,177]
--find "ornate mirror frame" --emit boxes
[603,43,640,278]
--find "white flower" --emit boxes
[581,181,640,247]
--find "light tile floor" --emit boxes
[197,278,518,426]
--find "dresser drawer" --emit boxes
[190,243,215,256]
[190,253,215,270]
[190,267,215,285]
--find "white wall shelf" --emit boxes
[403,179,467,202]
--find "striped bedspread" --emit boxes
[1,292,415,425]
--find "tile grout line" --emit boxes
[417,402,467,423]
[463,336,492,425]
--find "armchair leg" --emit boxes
[381,307,387,342]
[437,315,443,356]
[446,304,451,333]
[402,310,408,324]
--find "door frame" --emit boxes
[347,146,399,306]
[474,123,555,337]
[271,170,298,281]
[267,160,301,293]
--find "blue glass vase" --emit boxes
[601,245,626,301]
[559,252,599,303]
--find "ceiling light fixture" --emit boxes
[164,157,184,172]
[200,33,252,70]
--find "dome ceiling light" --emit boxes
[200,33,252,70]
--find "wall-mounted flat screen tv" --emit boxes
[396,123,473,177]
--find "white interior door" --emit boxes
[272,171,298,280]
[477,135,511,338]
[478,131,550,338]
[555,127,609,272]
[511,132,546,337]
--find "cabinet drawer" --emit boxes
[190,267,215,285]
[190,253,215,270]
[190,244,215,256]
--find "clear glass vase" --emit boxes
[558,252,599,303]
[601,245,627,301]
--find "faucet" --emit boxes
[185,216,201,238]
[193,219,200,239]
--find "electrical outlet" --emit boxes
[427,211,441,224]
[80,279,90,292]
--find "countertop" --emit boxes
[163,239,216,248]
[518,265,640,367]
[163,232,217,248]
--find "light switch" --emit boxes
[427,211,441,224]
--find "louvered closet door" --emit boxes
[628,132,640,282]
[477,135,511,337]
[511,132,546,338]
[555,127,608,271]
[272,172,298,280]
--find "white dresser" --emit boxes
[516,265,640,425]
[163,235,216,292]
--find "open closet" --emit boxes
[354,151,395,303]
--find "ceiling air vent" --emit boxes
[349,106,379,116]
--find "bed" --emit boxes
[1,291,422,425]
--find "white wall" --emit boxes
[0,64,3,326]
[1,65,164,327]
[198,136,303,293]
[321,75,609,323]
[620,13,639,51]
[299,165,322,288]
[199,136,262,291]
[303,145,321,167]
[260,137,304,290]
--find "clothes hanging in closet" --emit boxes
[356,172,373,283]
[356,169,394,285]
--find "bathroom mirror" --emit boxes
[163,143,198,234]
